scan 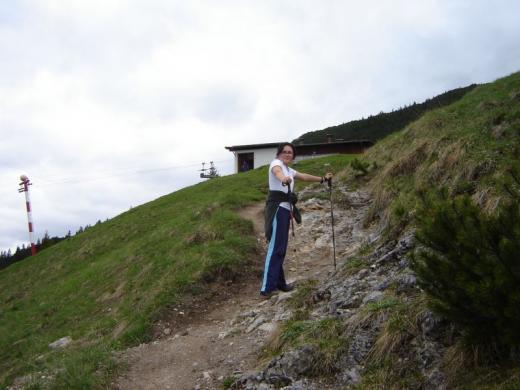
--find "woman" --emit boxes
[261,142,333,297]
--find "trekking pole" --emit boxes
[283,181,295,237]
[327,178,336,270]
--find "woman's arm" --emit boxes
[294,171,333,183]
[272,165,293,185]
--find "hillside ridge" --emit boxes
[294,84,477,144]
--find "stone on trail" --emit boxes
[48,336,72,350]
[246,315,267,333]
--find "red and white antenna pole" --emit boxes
[18,174,37,256]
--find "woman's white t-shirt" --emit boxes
[269,158,298,211]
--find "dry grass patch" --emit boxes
[364,187,395,226]
[444,341,520,388]
[356,294,428,364]
[385,142,429,178]
[425,140,467,183]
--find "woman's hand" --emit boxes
[282,176,293,186]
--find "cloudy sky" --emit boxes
[1,0,520,253]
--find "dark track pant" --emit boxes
[261,207,290,293]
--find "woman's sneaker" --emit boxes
[279,283,294,292]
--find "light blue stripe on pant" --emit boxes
[261,208,278,292]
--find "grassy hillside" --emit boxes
[0,155,354,389]
[295,84,476,144]
[360,71,520,231]
[263,72,520,389]
[344,71,520,387]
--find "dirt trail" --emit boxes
[115,189,372,390]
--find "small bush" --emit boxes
[411,190,520,356]
[350,158,370,175]
[221,375,236,389]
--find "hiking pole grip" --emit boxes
[326,177,332,188]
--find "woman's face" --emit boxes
[279,146,294,165]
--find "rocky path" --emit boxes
[115,185,374,390]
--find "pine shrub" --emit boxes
[350,158,370,175]
[411,190,520,355]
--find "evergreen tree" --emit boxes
[411,190,520,356]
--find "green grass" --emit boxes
[287,279,318,310]
[294,154,357,189]
[363,71,520,228]
[260,281,350,376]
[357,71,520,385]
[342,257,365,276]
[364,296,401,313]
[221,375,237,389]
[352,357,424,389]
[0,154,354,388]
[275,317,348,376]
[351,294,429,389]
[221,376,236,390]
[277,73,520,386]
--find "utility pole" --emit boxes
[18,174,37,256]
